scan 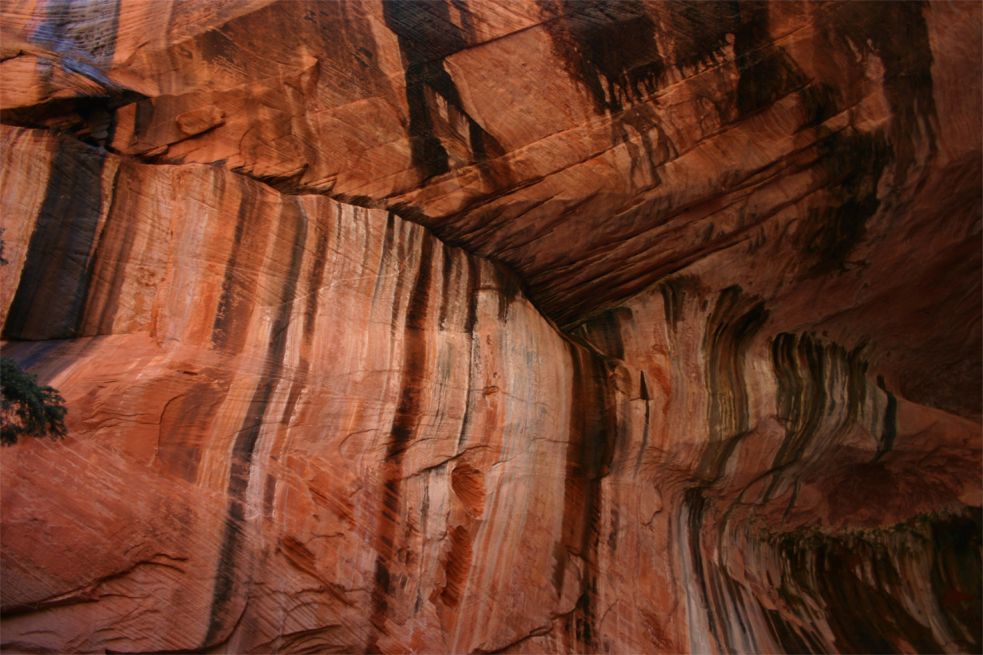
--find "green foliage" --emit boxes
[1,356,67,445]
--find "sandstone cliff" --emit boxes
[1,1,980,653]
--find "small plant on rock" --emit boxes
[1,356,68,445]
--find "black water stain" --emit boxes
[393,236,435,453]
[633,371,651,474]
[797,81,839,131]
[437,248,456,330]
[450,0,477,41]
[712,2,839,130]
[659,275,697,331]
[534,1,752,189]
[579,307,629,360]
[303,219,330,339]
[874,374,897,461]
[464,254,480,333]
[700,286,768,481]
[732,2,805,119]
[798,129,893,275]
[768,333,868,497]
[537,0,664,114]
[211,185,257,351]
[492,262,522,322]
[762,605,824,654]
[74,164,128,335]
[202,199,308,646]
[382,0,506,183]
[132,97,154,143]
[274,204,323,511]
[456,257,480,449]
[664,1,739,73]
[553,343,619,650]
[371,212,396,306]
[367,231,435,647]
[612,105,677,186]
[775,510,981,653]
[682,287,768,653]
[692,509,979,653]
[825,1,938,186]
[4,140,106,340]
[928,508,982,649]
[682,489,725,653]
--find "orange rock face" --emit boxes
[1,1,980,653]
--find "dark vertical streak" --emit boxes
[212,187,256,351]
[133,98,154,141]
[700,286,768,480]
[763,605,819,654]
[303,218,330,339]
[684,286,767,653]
[456,257,479,449]
[826,1,938,186]
[389,222,410,331]
[775,511,975,653]
[799,130,893,275]
[634,371,650,473]
[371,212,396,306]
[202,199,308,647]
[381,0,461,180]
[464,256,480,333]
[554,342,618,650]
[582,308,630,360]
[683,489,725,653]
[4,141,106,340]
[450,0,476,41]
[536,0,664,114]
[403,63,451,180]
[874,374,897,460]
[493,263,521,322]
[733,2,804,119]
[275,201,325,516]
[367,230,435,647]
[438,248,454,330]
[767,333,828,486]
[766,333,869,498]
[75,164,128,335]
[659,276,693,331]
[381,0,505,183]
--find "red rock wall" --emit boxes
[1,1,980,653]
[576,280,981,653]
[1,126,651,652]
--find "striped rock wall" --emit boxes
[1,1,980,653]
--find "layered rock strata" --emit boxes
[1,0,980,653]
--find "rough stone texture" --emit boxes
[0,1,980,653]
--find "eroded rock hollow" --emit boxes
[1,1,980,652]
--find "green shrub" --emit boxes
[1,356,67,445]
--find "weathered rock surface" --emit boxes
[1,1,980,653]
